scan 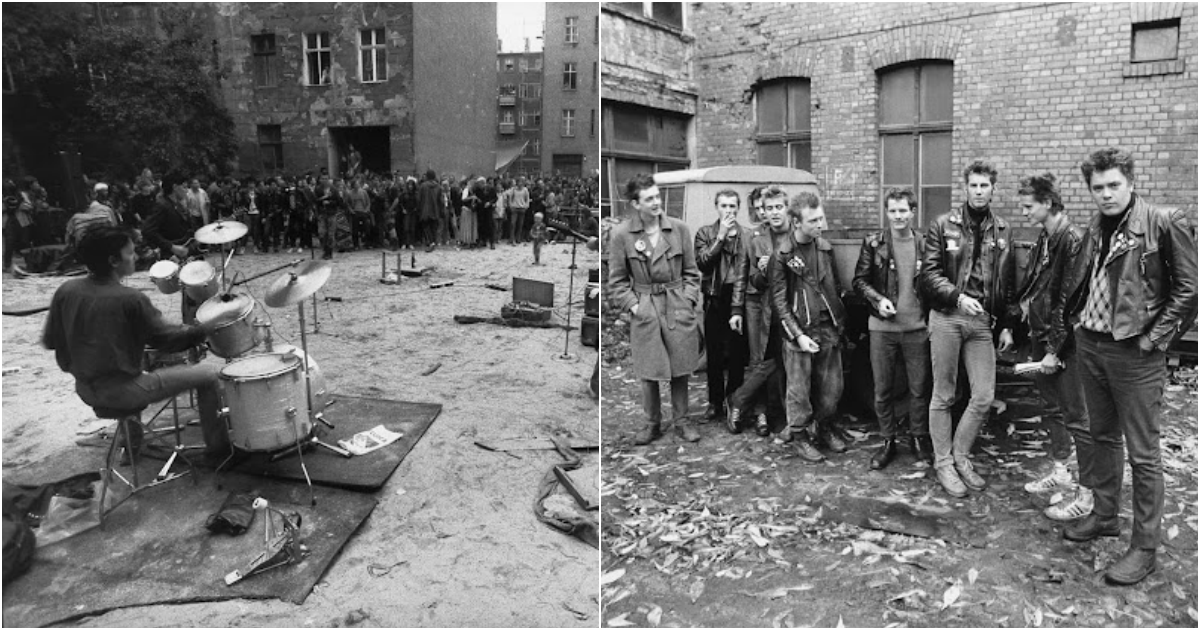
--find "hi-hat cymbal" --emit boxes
[195,220,249,245]
[264,261,332,307]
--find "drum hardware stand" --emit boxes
[269,427,352,462]
[311,249,320,333]
[555,227,583,362]
[224,498,307,586]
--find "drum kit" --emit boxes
[153,218,346,505]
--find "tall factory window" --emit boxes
[257,125,283,172]
[563,62,578,90]
[566,16,579,44]
[754,78,811,172]
[878,61,953,227]
[562,109,576,137]
[251,34,278,87]
[304,32,331,86]
[359,28,387,83]
[600,102,691,218]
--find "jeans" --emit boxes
[642,376,690,426]
[928,309,995,469]
[869,329,931,438]
[510,209,527,244]
[781,321,842,433]
[1029,345,1095,486]
[1076,328,1166,549]
[350,212,371,249]
[703,288,747,409]
[76,363,228,456]
[728,293,785,420]
[317,214,338,255]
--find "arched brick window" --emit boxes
[755,78,811,172]
[878,62,952,226]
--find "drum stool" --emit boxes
[95,399,199,527]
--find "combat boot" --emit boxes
[633,423,662,446]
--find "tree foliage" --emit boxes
[3,3,236,180]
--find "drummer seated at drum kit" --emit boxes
[42,226,231,464]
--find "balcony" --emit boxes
[499,94,516,106]
[499,122,516,134]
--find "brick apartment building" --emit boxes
[542,2,600,177]
[496,50,544,176]
[599,2,693,217]
[603,2,1197,231]
[212,2,496,179]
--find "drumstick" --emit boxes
[230,259,305,287]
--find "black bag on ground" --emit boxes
[204,492,257,536]
[3,513,36,583]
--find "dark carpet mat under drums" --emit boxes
[216,395,442,491]
[1,473,376,628]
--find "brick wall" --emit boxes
[691,2,1198,230]
[600,5,698,115]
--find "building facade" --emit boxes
[688,2,1198,230]
[599,2,694,217]
[496,51,544,176]
[541,2,600,177]
[213,2,496,179]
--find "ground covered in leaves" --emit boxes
[600,333,1198,628]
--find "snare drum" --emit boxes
[180,260,219,303]
[196,293,258,358]
[149,260,181,294]
[220,353,312,452]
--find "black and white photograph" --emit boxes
[599,2,1197,627]
[2,2,600,626]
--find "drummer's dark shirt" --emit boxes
[42,277,204,384]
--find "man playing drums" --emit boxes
[43,226,230,462]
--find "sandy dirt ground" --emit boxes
[2,240,601,627]
[600,315,1198,628]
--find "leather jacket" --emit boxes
[852,229,927,321]
[1016,214,1084,355]
[1063,195,1197,351]
[769,234,847,341]
[694,220,750,298]
[730,224,776,319]
[919,204,1018,331]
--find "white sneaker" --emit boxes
[1044,487,1094,521]
[1024,464,1072,493]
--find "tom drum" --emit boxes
[149,260,181,294]
[196,292,258,358]
[180,260,219,303]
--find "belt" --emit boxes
[633,279,683,295]
[632,278,685,329]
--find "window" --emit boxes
[257,125,283,172]
[519,83,541,99]
[566,16,579,44]
[878,62,953,227]
[533,57,543,71]
[504,58,515,72]
[360,28,386,83]
[519,58,528,73]
[531,139,540,156]
[754,78,812,172]
[600,102,691,218]
[1132,19,1180,62]
[304,32,331,86]
[562,109,576,137]
[501,83,517,96]
[590,109,596,138]
[522,110,541,127]
[563,62,577,90]
[251,34,278,87]
[592,61,598,92]
[613,2,684,29]
[501,111,514,124]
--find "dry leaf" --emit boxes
[898,471,926,480]
[646,604,662,627]
[608,613,633,627]
[940,583,961,610]
[968,568,979,585]
[771,609,794,628]
[888,588,926,603]
[1187,607,1197,622]
[688,579,706,603]
[741,585,814,600]
[601,568,626,585]
[1168,524,1179,540]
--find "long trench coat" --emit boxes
[608,213,702,380]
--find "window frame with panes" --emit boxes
[304,32,332,86]
[257,124,283,173]
[566,16,579,44]
[754,78,812,172]
[600,102,691,218]
[359,28,387,83]
[562,109,576,137]
[877,61,953,228]
[563,62,578,90]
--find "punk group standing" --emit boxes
[608,147,1195,586]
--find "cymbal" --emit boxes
[195,220,249,245]
[264,261,332,307]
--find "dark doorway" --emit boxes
[329,126,391,178]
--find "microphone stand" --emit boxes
[558,234,580,361]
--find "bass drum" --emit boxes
[220,353,311,452]
[272,344,331,413]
